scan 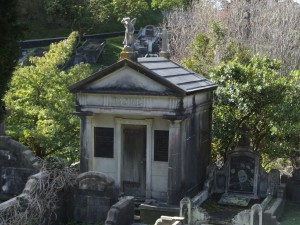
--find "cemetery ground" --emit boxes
[280,201,300,225]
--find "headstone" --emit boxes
[250,204,262,225]
[215,172,226,193]
[228,155,256,194]
[268,169,280,196]
[218,149,261,206]
[73,171,117,224]
[180,197,191,225]
[293,169,300,182]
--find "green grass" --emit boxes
[100,36,123,66]
[201,194,263,213]
[63,222,103,225]
[280,201,300,225]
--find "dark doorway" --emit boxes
[122,125,146,197]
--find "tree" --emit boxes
[42,0,150,28]
[4,32,92,163]
[262,70,300,169]
[165,0,300,74]
[0,0,23,122]
[209,56,299,167]
[112,0,150,21]
[42,0,90,30]
[151,0,190,11]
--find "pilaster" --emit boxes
[168,120,182,205]
[80,115,93,172]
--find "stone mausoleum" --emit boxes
[69,22,217,205]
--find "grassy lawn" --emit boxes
[100,36,123,66]
[280,201,300,225]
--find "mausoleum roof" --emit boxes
[137,57,216,94]
[69,57,216,96]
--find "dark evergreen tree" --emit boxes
[0,0,23,122]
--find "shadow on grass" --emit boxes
[280,201,300,225]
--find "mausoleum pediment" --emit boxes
[80,67,174,95]
[69,59,184,96]
[69,58,217,96]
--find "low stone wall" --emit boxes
[154,216,184,225]
[263,198,285,225]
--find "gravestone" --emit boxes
[268,169,280,196]
[227,152,258,195]
[218,146,266,207]
[180,197,191,225]
[286,168,300,202]
[73,171,117,224]
[250,204,262,225]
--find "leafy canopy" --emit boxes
[183,23,299,167]
[4,32,92,163]
[42,0,150,27]
[151,0,190,11]
[210,56,288,158]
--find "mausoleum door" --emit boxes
[122,125,146,197]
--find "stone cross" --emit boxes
[159,28,171,53]
[121,17,136,48]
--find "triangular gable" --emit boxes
[69,59,185,96]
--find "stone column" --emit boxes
[168,120,182,205]
[80,115,93,172]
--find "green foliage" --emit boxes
[0,0,24,122]
[182,22,252,77]
[4,32,92,163]
[112,0,150,21]
[151,0,190,11]
[262,70,300,167]
[210,55,298,164]
[88,0,114,22]
[42,0,90,30]
[182,20,299,167]
[42,0,151,31]
[101,36,124,66]
[182,33,214,76]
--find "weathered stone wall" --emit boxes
[180,107,212,199]
[0,136,39,201]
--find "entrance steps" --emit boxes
[134,197,145,223]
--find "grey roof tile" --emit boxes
[138,57,216,94]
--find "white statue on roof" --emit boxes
[121,17,136,48]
